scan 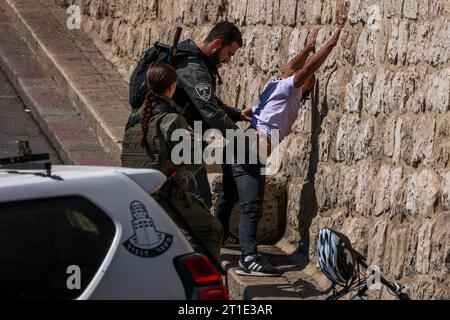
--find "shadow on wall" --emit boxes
[290,73,333,270]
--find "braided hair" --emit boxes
[140,64,177,148]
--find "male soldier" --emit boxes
[173,21,252,212]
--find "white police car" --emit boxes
[0,164,228,300]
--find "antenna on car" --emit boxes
[0,141,52,177]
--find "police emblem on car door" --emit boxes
[195,83,211,102]
[123,201,173,258]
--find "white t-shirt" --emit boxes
[251,75,303,142]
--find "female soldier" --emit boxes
[122,64,223,259]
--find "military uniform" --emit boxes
[122,94,223,259]
[172,39,242,207]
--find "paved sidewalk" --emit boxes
[0,7,115,165]
[0,0,130,164]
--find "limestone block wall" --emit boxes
[70,0,450,299]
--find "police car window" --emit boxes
[0,196,115,300]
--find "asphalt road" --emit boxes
[0,68,62,164]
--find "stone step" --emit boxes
[221,245,331,300]
[0,0,130,164]
[0,7,115,166]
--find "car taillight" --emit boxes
[196,284,229,300]
[174,253,229,300]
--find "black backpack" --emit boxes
[129,28,183,110]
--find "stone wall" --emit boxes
[70,0,449,299]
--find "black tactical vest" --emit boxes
[121,99,180,178]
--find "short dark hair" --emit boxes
[204,21,243,47]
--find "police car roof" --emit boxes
[0,166,167,194]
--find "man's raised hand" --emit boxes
[331,25,344,46]
[307,29,319,51]
[336,0,348,27]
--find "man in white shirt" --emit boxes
[215,24,345,277]
[251,75,312,142]
[253,25,344,146]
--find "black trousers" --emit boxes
[215,161,265,257]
